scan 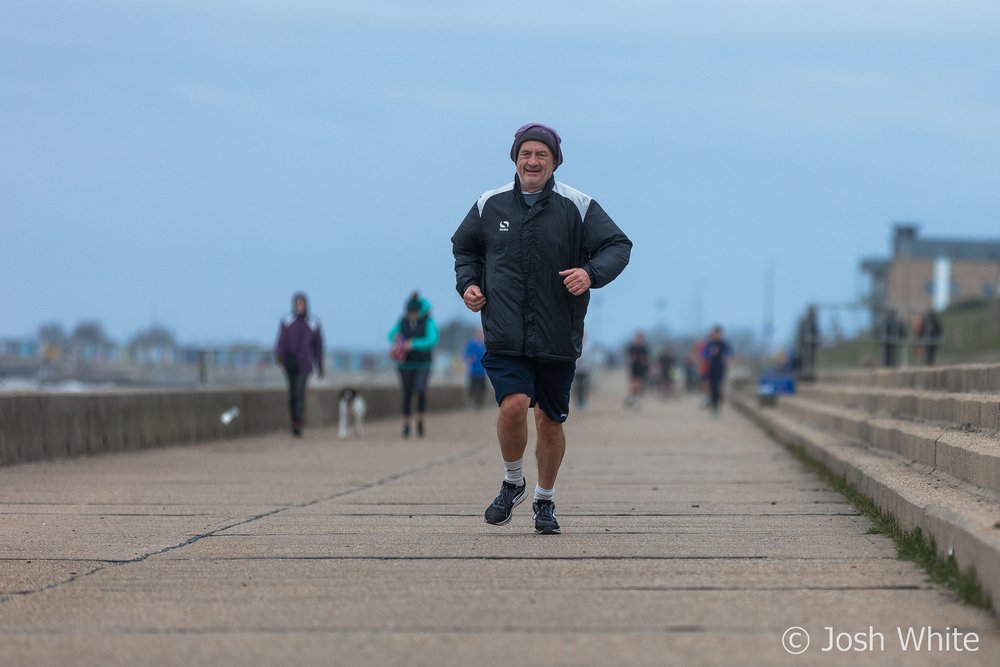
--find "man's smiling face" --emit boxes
[516,140,555,193]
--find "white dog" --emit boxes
[338,388,367,439]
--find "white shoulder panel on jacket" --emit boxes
[476,182,516,217]
[552,181,593,222]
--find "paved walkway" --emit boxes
[1,383,997,666]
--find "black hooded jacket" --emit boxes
[451,176,631,361]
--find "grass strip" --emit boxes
[783,442,992,610]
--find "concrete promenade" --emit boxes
[1,384,997,666]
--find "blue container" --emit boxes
[757,372,796,396]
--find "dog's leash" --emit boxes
[353,364,394,390]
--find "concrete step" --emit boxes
[732,392,1000,611]
[796,383,1000,433]
[775,395,1000,496]
[818,364,1000,393]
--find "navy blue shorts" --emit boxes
[481,353,576,423]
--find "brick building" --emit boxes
[861,224,1000,321]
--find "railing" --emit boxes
[0,349,468,391]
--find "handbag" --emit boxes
[389,335,407,363]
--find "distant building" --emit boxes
[128,325,178,366]
[0,338,39,360]
[861,224,1000,320]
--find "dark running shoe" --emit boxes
[532,499,561,534]
[484,480,526,526]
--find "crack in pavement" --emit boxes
[0,445,484,605]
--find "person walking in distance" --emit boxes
[657,345,676,398]
[452,122,632,534]
[624,331,650,410]
[274,292,324,437]
[920,309,943,365]
[388,292,439,438]
[702,325,732,415]
[463,329,488,409]
[881,309,905,368]
[693,334,710,407]
[573,335,597,411]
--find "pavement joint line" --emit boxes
[213,532,839,538]
[600,585,928,591]
[0,444,484,605]
[0,558,137,563]
[265,512,863,518]
[3,583,927,596]
[0,513,220,517]
[167,555,776,561]
[165,554,901,562]
[0,625,714,636]
[0,503,287,510]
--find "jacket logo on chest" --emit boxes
[498,220,510,232]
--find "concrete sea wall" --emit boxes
[0,383,466,466]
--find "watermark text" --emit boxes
[782,625,980,655]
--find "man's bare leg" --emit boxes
[497,393,531,463]
[534,407,566,490]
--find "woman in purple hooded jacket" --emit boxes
[275,292,324,436]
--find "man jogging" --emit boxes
[452,123,632,534]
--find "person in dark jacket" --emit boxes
[625,331,650,410]
[274,292,324,436]
[388,292,439,438]
[881,309,905,368]
[920,309,942,365]
[452,122,632,534]
[701,325,733,415]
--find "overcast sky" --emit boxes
[3,0,999,350]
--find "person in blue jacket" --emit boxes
[463,329,488,409]
[388,292,439,438]
[274,292,324,436]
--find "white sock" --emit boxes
[534,484,554,502]
[503,459,524,485]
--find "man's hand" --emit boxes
[463,285,486,312]
[559,268,592,296]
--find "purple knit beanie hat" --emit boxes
[510,123,563,170]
